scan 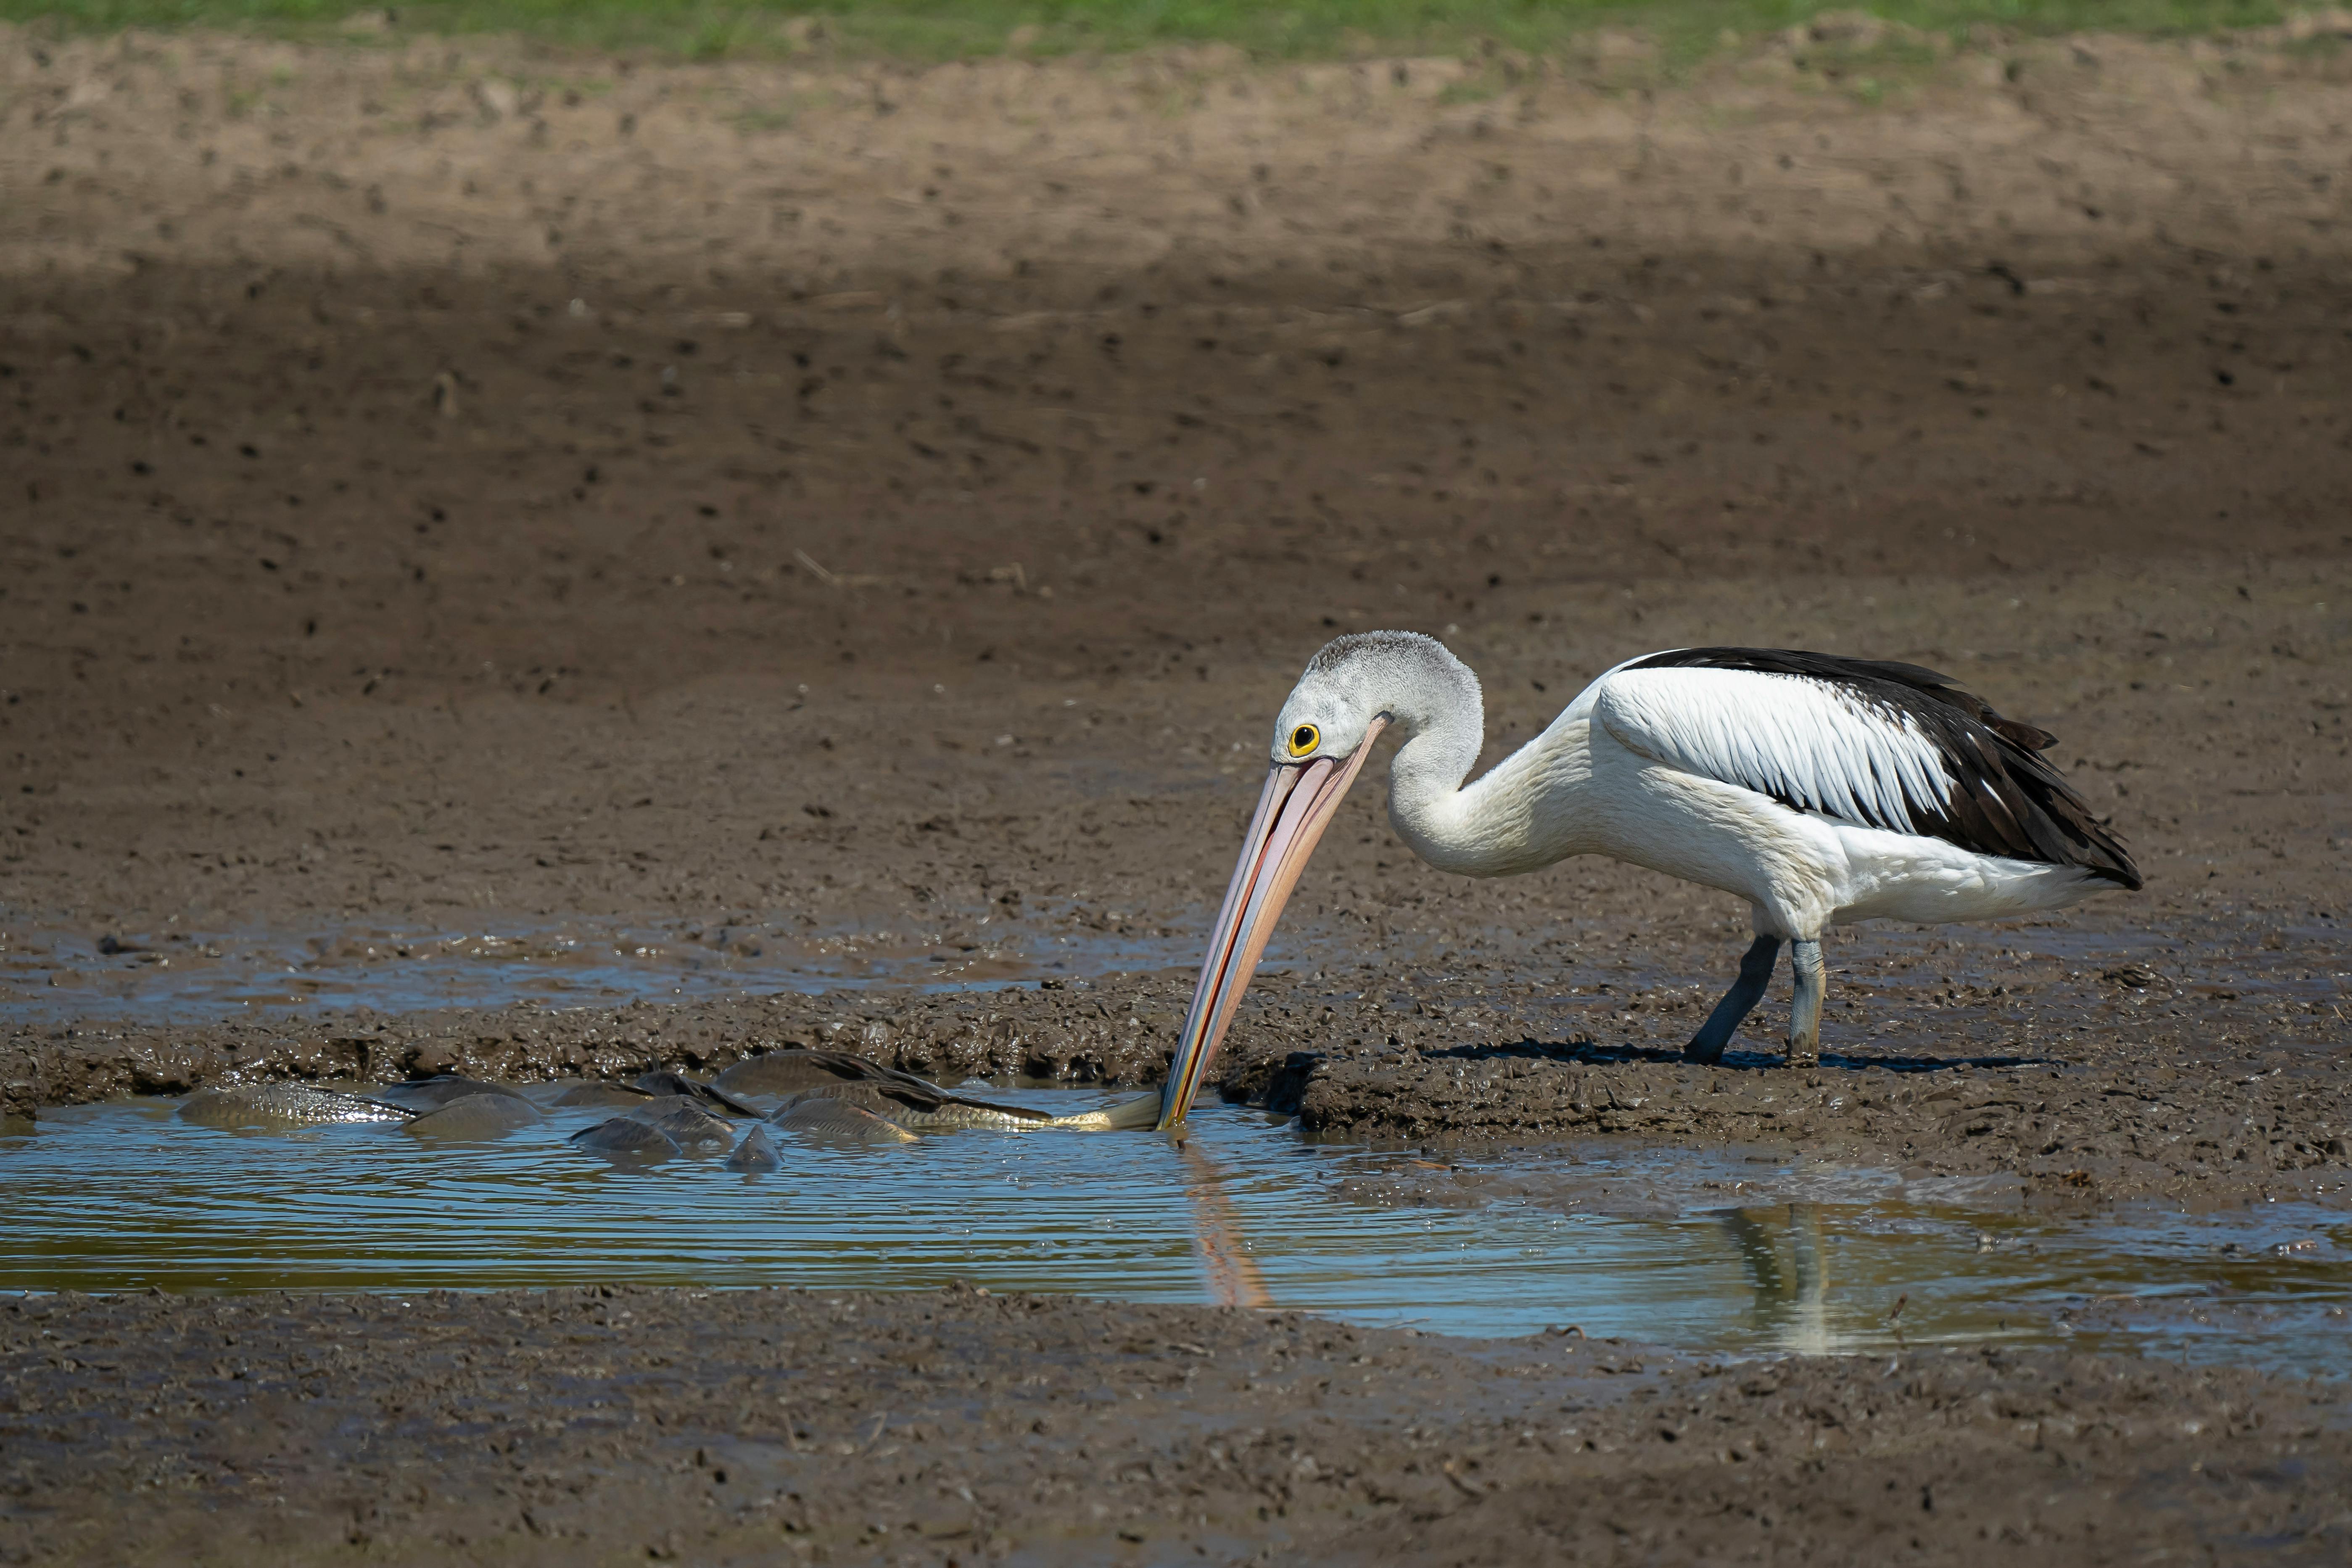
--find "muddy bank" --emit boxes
[3,1285,2346,1566]
[11,882,2352,1208]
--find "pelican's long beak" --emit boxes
[1156,718,1387,1130]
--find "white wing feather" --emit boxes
[1593,667,1953,832]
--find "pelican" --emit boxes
[1155,633,2141,1128]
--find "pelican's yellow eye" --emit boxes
[1287,723,1320,758]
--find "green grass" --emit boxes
[0,0,2305,63]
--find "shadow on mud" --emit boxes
[1418,1039,2053,1074]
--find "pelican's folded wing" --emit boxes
[1594,664,1955,834]
[1590,650,2138,886]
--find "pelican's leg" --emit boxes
[1785,938,1825,1068]
[1683,935,1782,1064]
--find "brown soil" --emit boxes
[4,21,2352,1564]
[7,1285,2351,1567]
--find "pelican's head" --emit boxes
[1269,631,1474,766]
[1156,632,1474,1129]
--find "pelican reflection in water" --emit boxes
[1722,1204,1839,1355]
[1177,1135,1271,1311]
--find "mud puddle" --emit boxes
[4,1089,2345,1375]
[0,900,1499,1027]
[0,908,1207,1022]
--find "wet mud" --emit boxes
[3,19,2351,1563]
[10,938,2349,1206]
[5,1286,2350,1566]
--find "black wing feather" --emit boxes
[1626,647,2141,888]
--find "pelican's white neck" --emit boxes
[1380,665,1487,859]
[1361,639,1597,878]
[1280,631,1592,878]
[1322,637,1523,876]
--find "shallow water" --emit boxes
[0,909,1197,1024]
[3,1087,2346,1374]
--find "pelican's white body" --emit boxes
[1278,645,2113,942]
[1149,631,2131,1121]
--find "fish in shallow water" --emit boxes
[177,1084,415,1130]
[781,1080,1156,1132]
[721,1124,782,1172]
[377,1074,533,1111]
[569,1117,678,1159]
[626,1098,735,1154]
[714,1048,945,1098]
[768,1096,921,1145]
[402,1094,544,1141]
[552,1082,658,1109]
[631,1071,760,1117]
[724,1049,1158,1132]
